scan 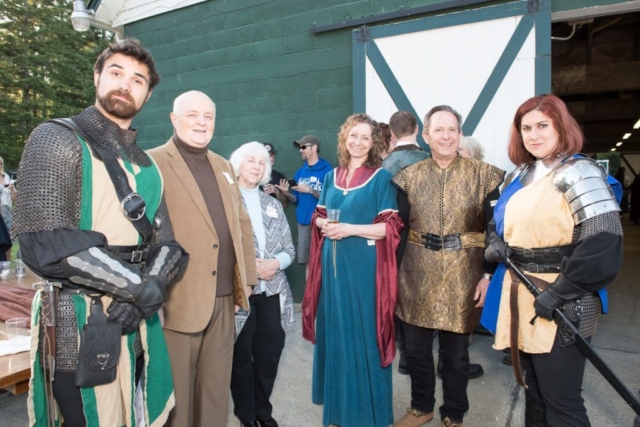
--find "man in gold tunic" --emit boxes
[392,106,504,427]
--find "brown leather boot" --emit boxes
[441,416,463,427]
[394,408,434,427]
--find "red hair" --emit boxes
[508,94,583,166]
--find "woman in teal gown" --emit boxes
[302,113,403,427]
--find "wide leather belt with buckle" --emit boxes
[109,244,150,264]
[407,229,485,251]
[508,244,575,274]
[511,261,561,274]
[509,244,575,265]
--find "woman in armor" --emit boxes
[482,94,623,426]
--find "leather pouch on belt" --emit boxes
[75,297,122,388]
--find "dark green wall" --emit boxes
[126,0,447,299]
[126,0,635,299]
[128,0,454,169]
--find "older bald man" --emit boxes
[148,91,257,427]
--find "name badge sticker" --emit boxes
[222,172,234,185]
[265,205,278,218]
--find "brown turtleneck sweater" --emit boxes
[174,133,235,296]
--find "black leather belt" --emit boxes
[508,243,576,274]
[109,244,150,264]
[510,262,561,274]
[407,229,485,251]
[423,233,462,251]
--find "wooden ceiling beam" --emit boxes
[566,98,640,122]
[553,60,640,95]
[580,121,638,137]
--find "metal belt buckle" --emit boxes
[526,263,540,273]
[522,249,535,258]
[121,193,146,221]
[443,234,462,251]
[423,233,442,251]
[130,249,148,263]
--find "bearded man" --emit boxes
[13,39,187,427]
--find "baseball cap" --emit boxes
[262,142,277,155]
[293,135,321,149]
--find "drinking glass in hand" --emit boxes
[327,209,341,224]
[327,209,341,277]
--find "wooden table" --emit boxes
[0,269,39,395]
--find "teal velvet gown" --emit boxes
[312,167,398,427]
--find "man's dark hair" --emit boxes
[389,111,417,139]
[423,105,463,134]
[94,39,161,90]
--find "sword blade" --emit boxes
[506,257,640,417]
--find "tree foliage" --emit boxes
[0,0,113,169]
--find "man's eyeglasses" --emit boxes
[299,145,311,150]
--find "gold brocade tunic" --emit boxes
[493,172,574,353]
[393,157,504,333]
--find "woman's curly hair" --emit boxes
[337,113,383,169]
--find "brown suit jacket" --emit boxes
[148,138,257,333]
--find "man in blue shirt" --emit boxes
[279,135,332,278]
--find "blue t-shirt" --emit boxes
[292,158,332,225]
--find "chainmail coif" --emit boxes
[13,106,152,237]
[72,106,151,167]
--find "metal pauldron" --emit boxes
[552,158,620,224]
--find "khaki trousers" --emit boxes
[164,294,235,427]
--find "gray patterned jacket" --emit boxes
[243,190,296,332]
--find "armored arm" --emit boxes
[535,159,623,319]
[145,196,189,285]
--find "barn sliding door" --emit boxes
[353,0,551,172]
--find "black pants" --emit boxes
[522,333,592,427]
[231,292,286,423]
[52,355,144,427]
[402,321,470,422]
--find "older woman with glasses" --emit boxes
[229,142,296,427]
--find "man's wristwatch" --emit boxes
[482,273,493,281]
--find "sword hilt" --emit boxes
[33,281,62,327]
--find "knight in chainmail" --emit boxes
[483,95,623,427]
[13,40,187,427]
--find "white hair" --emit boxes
[172,90,216,116]
[460,136,485,161]
[229,141,272,186]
